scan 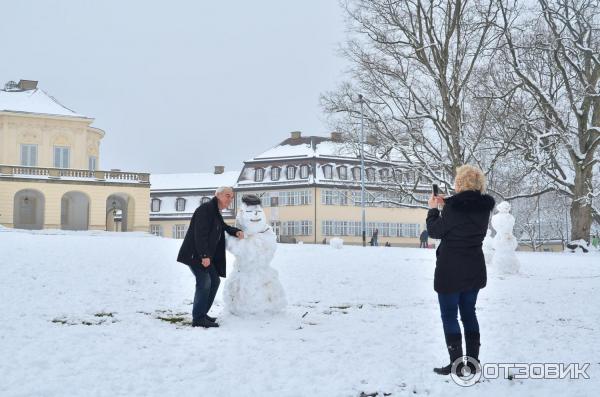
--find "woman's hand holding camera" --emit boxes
[428,194,445,209]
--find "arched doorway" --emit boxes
[13,189,45,229]
[106,193,134,232]
[61,191,90,230]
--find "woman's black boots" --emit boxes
[433,333,463,375]
[465,331,481,373]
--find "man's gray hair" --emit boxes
[215,186,234,195]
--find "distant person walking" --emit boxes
[419,229,429,248]
[427,165,495,376]
[372,228,379,246]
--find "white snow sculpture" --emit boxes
[491,201,520,274]
[330,237,344,249]
[224,195,287,316]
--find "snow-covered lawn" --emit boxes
[1,228,598,396]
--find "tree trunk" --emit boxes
[570,165,593,242]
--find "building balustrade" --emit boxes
[0,164,150,184]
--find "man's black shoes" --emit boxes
[205,315,217,323]
[192,318,219,328]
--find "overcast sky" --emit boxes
[0,0,349,174]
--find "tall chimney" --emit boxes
[290,131,302,139]
[18,80,38,91]
[214,165,225,174]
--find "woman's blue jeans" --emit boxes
[437,289,480,335]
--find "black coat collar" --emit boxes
[210,196,223,219]
[444,190,495,213]
[210,196,219,210]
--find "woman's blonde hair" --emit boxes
[454,165,486,193]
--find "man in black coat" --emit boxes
[426,165,495,376]
[177,186,243,328]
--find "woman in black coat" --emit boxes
[426,165,495,376]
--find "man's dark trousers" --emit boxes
[188,264,220,322]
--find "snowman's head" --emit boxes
[237,194,268,235]
[497,201,511,214]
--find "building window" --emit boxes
[280,190,311,206]
[150,224,163,236]
[339,191,348,205]
[271,167,281,181]
[299,190,311,205]
[176,198,186,212]
[321,190,349,206]
[173,224,187,239]
[281,191,296,206]
[286,166,296,180]
[89,156,97,171]
[322,190,334,205]
[201,196,211,204]
[283,221,297,236]
[300,164,309,179]
[321,221,420,238]
[151,198,161,212]
[352,167,361,181]
[390,223,398,237]
[379,168,390,182]
[20,144,38,167]
[323,165,333,179]
[280,221,312,236]
[366,168,376,182]
[239,190,310,207]
[254,168,265,182]
[301,221,312,236]
[322,220,334,236]
[54,146,70,168]
[338,166,347,180]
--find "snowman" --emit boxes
[491,201,520,274]
[223,194,287,316]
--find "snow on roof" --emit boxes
[150,171,240,191]
[254,142,313,159]
[314,140,358,158]
[250,135,401,162]
[252,136,358,161]
[0,88,89,119]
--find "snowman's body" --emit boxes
[224,199,286,316]
[491,201,520,274]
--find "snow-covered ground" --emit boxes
[1,228,598,396]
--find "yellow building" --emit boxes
[0,80,149,231]
[235,131,429,246]
[149,167,238,238]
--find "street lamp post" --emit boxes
[537,195,541,250]
[359,94,366,247]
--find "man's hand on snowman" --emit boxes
[236,231,245,239]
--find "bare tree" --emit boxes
[321,0,509,201]
[496,0,600,241]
